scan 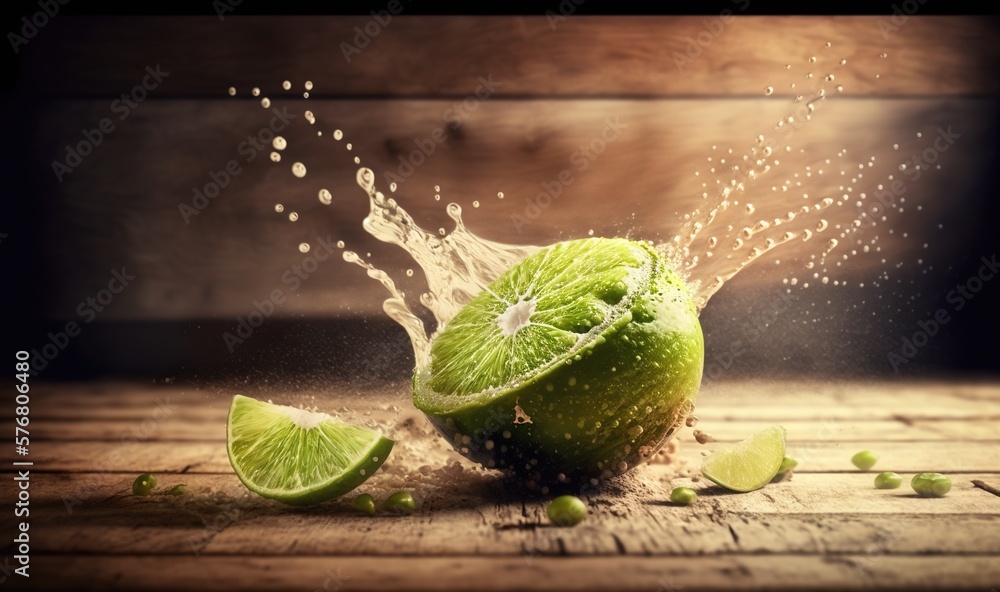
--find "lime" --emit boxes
[414,238,704,480]
[701,425,787,492]
[226,395,393,505]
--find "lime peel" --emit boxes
[226,395,393,505]
[701,425,787,493]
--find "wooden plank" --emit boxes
[6,471,999,558]
[11,416,999,443]
[30,97,997,319]
[28,555,1000,591]
[16,439,1000,474]
[22,17,1000,98]
[7,380,999,420]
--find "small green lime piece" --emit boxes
[670,487,697,505]
[547,495,587,526]
[167,484,188,496]
[874,472,902,489]
[383,491,416,514]
[700,425,786,492]
[132,473,156,496]
[851,450,878,471]
[911,472,951,497]
[353,493,376,515]
[778,456,798,474]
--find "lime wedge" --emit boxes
[226,395,393,505]
[414,238,704,479]
[701,425,787,492]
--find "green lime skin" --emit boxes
[132,473,157,496]
[353,493,377,515]
[911,472,951,497]
[167,484,188,496]
[414,239,704,482]
[383,491,416,514]
[874,472,902,489]
[777,456,799,474]
[547,495,587,526]
[670,487,697,505]
[851,450,878,471]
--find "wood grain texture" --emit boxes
[31,97,997,319]
[22,16,1000,98]
[5,379,999,591]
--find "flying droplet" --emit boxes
[318,189,332,205]
[269,152,281,162]
[472,200,480,208]
[304,81,314,90]
[292,162,307,178]
[389,182,398,192]
[251,87,260,96]
[333,129,344,140]
[282,80,291,90]
[272,136,287,150]
[288,212,299,222]
[274,204,284,213]
[336,240,345,248]
[298,242,310,253]
[227,87,236,96]
[764,86,774,95]
[497,191,504,199]
[260,97,271,108]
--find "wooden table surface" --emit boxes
[4,379,999,591]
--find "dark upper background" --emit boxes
[2,13,999,382]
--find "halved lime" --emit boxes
[226,395,393,505]
[414,238,704,480]
[701,425,787,492]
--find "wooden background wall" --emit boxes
[6,15,1000,378]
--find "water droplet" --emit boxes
[497,191,504,199]
[406,269,414,277]
[274,204,284,213]
[303,92,310,99]
[472,200,480,208]
[434,194,441,201]
[336,240,345,248]
[304,81,314,90]
[318,189,332,205]
[825,74,835,82]
[817,219,828,231]
[333,129,344,140]
[880,52,888,58]
[438,228,446,236]
[272,136,287,150]
[389,182,397,192]
[281,80,291,90]
[227,86,236,96]
[764,86,774,95]
[899,164,906,171]
[836,85,844,92]
[808,56,817,63]
[785,64,792,69]
[588,229,595,236]
[292,162,307,178]
[298,242,310,253]
[745,203,755,214]
[288,212,299,222]
[346,143,352,150]
[825,42,832,48]
[251,87,260,96]
[260,97,270,108]
[270,152,281,162]
[354,156,360,164]
[434,185,441,192]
